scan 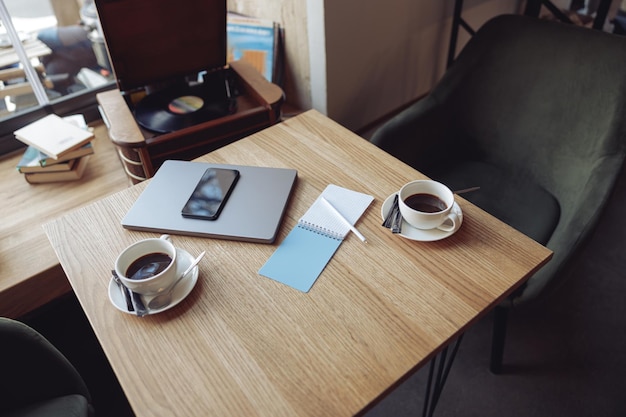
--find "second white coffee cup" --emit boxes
[115,234,178,295]
[398,180,460,232]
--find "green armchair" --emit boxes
[370,14,626,373]
[0,317,94,417]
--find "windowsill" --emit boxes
[0,122,131,318]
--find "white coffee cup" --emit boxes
[115,234,178,295]
[398,180,460,232]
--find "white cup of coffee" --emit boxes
[398,180,460,232]
[115,234,178,295]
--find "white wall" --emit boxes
[307,0,327,115]
[319,0,521,131]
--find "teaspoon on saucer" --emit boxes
[147,251,205,310]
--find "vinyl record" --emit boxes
[134,84,230,133]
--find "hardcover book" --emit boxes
[24,156,91,184]
[14,114,94,159]
[16,143,93,172]
[17,149,78,173]
[39,142,94,166]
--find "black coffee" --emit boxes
[126,252,172,280]
[404,193,447,213]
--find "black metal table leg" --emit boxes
[421,334,464,417]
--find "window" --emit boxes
[0,0,115,156]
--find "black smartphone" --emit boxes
[181,168,240,220]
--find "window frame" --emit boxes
[0,0,116,157]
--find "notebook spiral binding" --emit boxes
[298,221,343,241]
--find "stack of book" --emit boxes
[14,114,95,184]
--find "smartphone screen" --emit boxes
[181,168,240,220]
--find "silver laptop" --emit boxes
[122,160,298,243]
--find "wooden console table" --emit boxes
[0,122,130,318]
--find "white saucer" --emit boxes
[381,193,463,242]
[108,248,199,315]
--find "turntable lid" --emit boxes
[95,0,227,92]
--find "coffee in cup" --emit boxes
[115,234,178,295]
[398,180,460,232]
[126,253,172,280]
[403,193,447,213]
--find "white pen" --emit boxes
[320,197,367,243]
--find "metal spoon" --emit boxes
[453,186,480,195]
[147,251,205,310]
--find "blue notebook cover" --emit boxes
[259,184,373,292]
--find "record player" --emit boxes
[94,0,283,183]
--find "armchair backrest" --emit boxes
[438,15,626,202]
[0,317,92,413]
[371,15,626,303]
[446,15,626,300]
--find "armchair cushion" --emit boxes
[432,160,560,245]
[3,395,90,417]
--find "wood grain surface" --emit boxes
[0,123,130,318]
[43,110,552,417]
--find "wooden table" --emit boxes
[43,110,552,417]
[0,123,131,318]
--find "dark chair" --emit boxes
[370,14,626,373]
[0,317,94,417]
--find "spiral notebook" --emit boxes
[259,184,374,292]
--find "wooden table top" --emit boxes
[0,123,131,318]
[43,110,552,417]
